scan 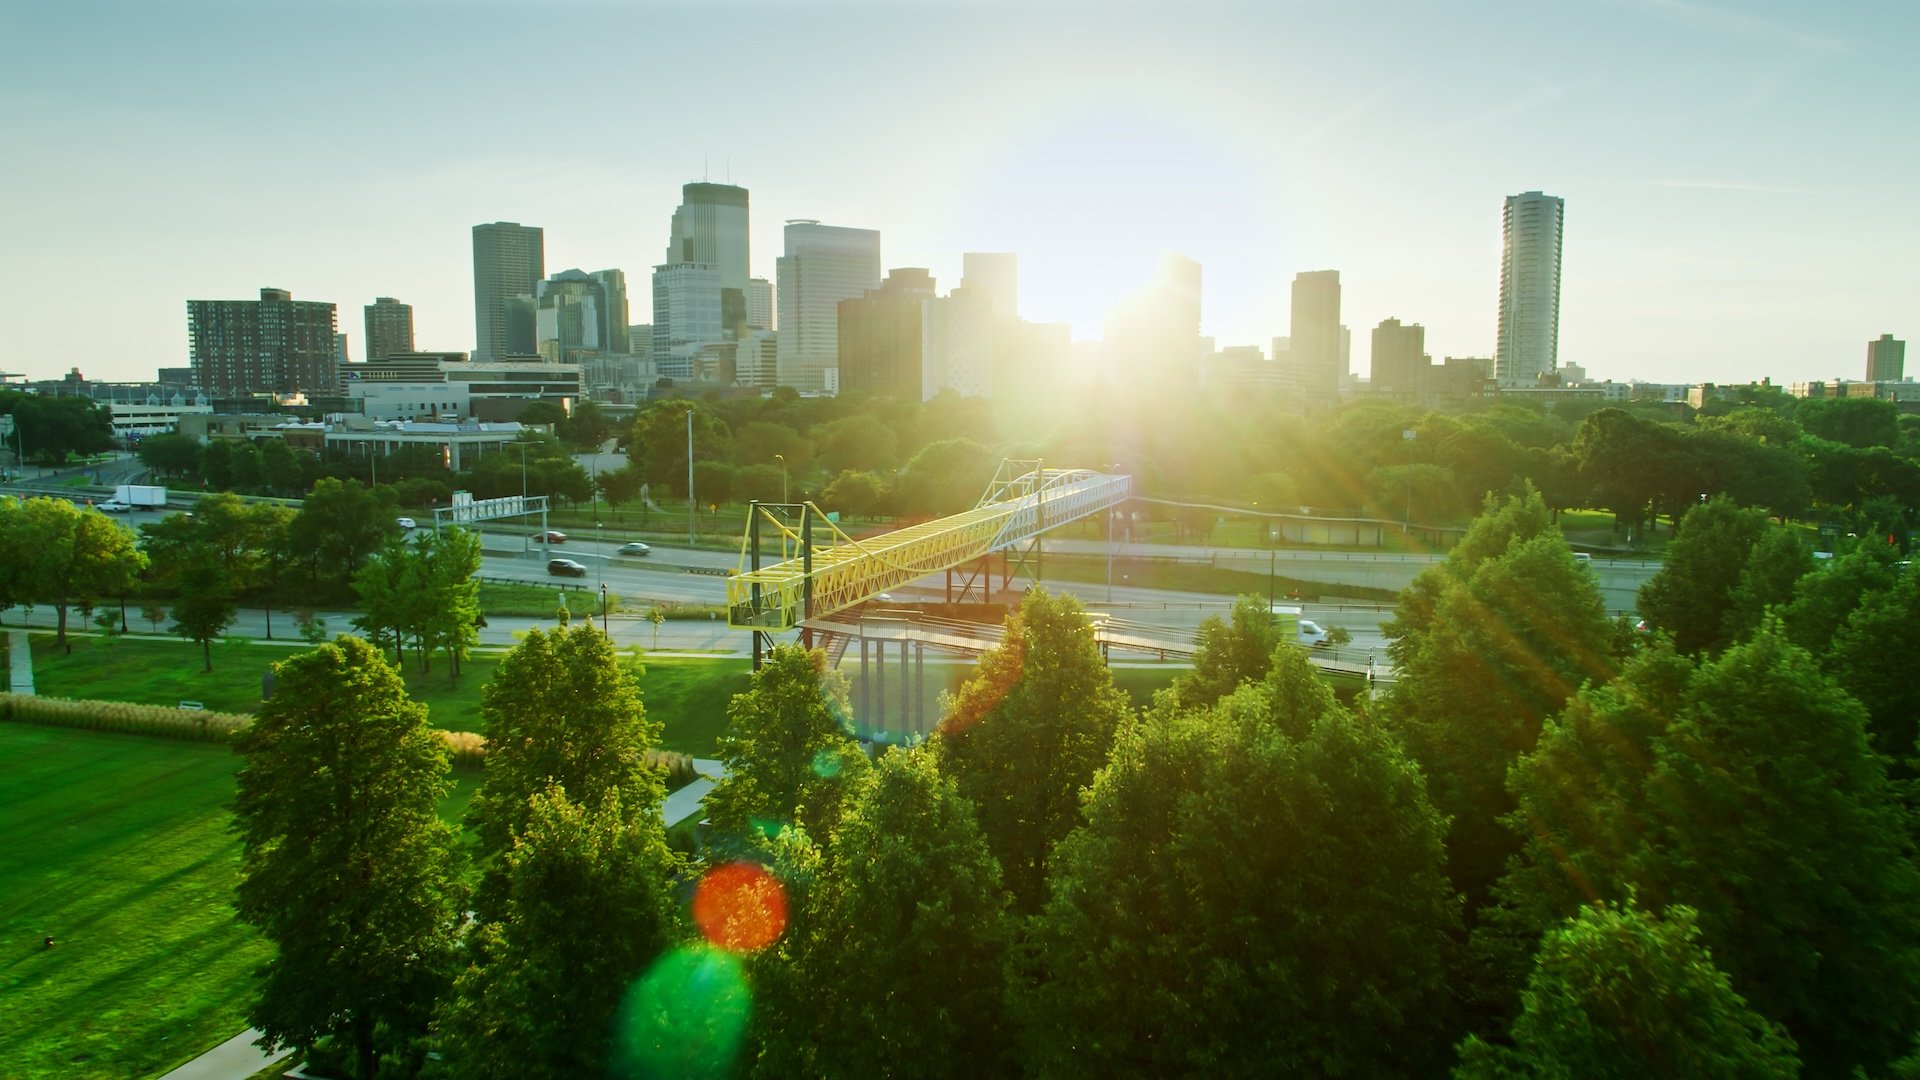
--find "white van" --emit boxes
[1297,619,1330,648]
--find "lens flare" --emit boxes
[693,861,788,953]
[612,945,751,1079]
[811,747,843,778]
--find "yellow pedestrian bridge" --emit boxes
[726,460,1131,632]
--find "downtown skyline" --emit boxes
[2,0,1913,387]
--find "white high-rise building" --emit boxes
[665,182,749,329]
[472,222,544,362]
[1496,191,1565,386]
[775,220,881,392]
[961,253,1018,319]
[652,263,723,380]
[747,277,773,331]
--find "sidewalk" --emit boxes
[156,1028,288,1080]
[664,758,726,827]
[7,629,32,694]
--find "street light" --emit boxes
[1103,462,1121,603]
[774,453,787,503]
[599,583,609,637]
[1269,526,1279,610]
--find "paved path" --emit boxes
[156,1027,288,1080]
[664,758,726,826]
[7,629,32,694]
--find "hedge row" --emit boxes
[0,693,700,790]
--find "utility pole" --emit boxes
[686,407,695,547]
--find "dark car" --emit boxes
[618,541,652,556]
[533,530,569,544]
[547,558,588,577]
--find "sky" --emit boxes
[2,0,1914,387]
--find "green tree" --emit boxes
[1826,572,1920,773]
[705,643,868,847]
[596,463,643,518]
[1171,593,1281,708]
[1722,526,1815,644]
[1796,395,1899,449]
[0,391,114,465]
[763,749,1013,1078]
[935,588,1132,913]
[894,437,993,516]
[1386,490,1615,914]
[1779,544,1900,652]
[629,400,730,492]
[1455,902,1799,1080]
[233,637,459,1080]
[13,498,146,650]
[201,439,235,490]
[135,431,204,481]
[1024,651,1459,1077]
[258,438,303,496]
[1636,496,1770,654]
[435,787,675,1079]
[464,625,663,916]
[170,555,238,671]
[819,469,887,518]
[566,399,613,450]
[812,413,897,477]
[290,477,396,584]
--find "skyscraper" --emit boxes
[747,277,774,331]
[1370,318,1427,393]
[364,297,414,361]
[1496,191,1565,385]
[838,268,935,398]
[188,287,338,397]
[652,263,724,379]
[776,220,881,392]
[1285,270,1342,401]
[665,182,749,330]
[962,253,1019,319]
[589,270,630,354]
[1867,333,1906,381]
[536,270,606,362]
[472,222,544,362]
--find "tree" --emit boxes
[13,498,146,650]
[1779,544,1900,652]
[1722,526,1815,644]
[1385,490,1616,914]
[1499,622,1920,1075]
[233,637,459,1080]
[435,787,675,1079]
[1636,496,1769,655]
[596,463,643,518]
[812,413,897,477]
[819,470,887,518]
[762,749,1014,1078]
[135,432,204,481]
[170,555,238,671]
[0,390,114,465]
[894,438,993,516]
[934,588,1132,913]
[464,624,663,916]
[629,399,730,492]
[258,438,303,496]
[290,477,396,584]
[1826,572,1920,774]
[1796,395,1898,449]
[1456,902,1799,1080]
[1024,652,1460,1077]
[1573,408,1672,538]
[705,643,869,847]
[566,399,613,450]
[1171,593,1280,708]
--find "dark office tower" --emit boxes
[1288,270,1342,401]
[838,268,937,398]
[1371,318,1427,393]
[364,297,415,361]
[590,269,630,353]
[666,182,750,330]
[473,222,545,361]
[1496,191,1565,385]
[188,287,338,397]
[1867,334,1906,381]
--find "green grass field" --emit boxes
[0,724,480,1079]
[26,635,743,756]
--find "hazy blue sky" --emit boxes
[2,0,1912,385]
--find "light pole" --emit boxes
[1269,526,1278,610]
[1103,463,1120,603]
[774,453,787,503]
[599,583,609,637]
[1402,428,1416,535]
[517,443,528,501]
[686,408,695,547]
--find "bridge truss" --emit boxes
[726,460,1131,662]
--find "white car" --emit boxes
[96,501,131,514]
[396,517,417,530]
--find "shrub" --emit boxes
[0,693,250,742]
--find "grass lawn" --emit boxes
[476,581,621,618]
[27,634,744,757]
[0,724,482,1080]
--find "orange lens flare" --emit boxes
[692,861,788,953]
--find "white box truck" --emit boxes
[114,484,168,508]
[1270,604,1331,648]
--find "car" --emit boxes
[1573,552,1593,566]
[533,530,569,544]
[96,501,131,513]
[618,541,652,556]
[1299,618,1331,648]
[547,558,588,577]
[395,516,417,529]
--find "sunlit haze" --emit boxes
[3,0,1913,385]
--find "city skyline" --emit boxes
[3,1,1914,386]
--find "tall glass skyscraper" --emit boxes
[653,183,750,376]
[1496,191,1564,386]
[776,220,881,393]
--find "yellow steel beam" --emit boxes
[725,465,1130,631]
